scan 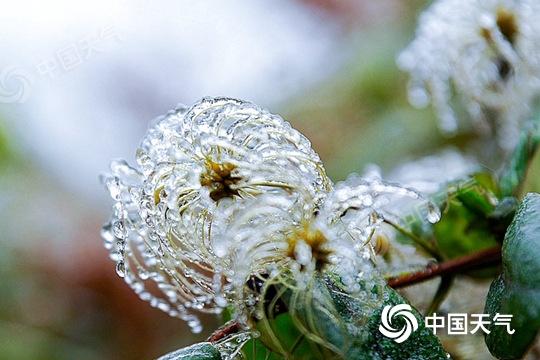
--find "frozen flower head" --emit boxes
[398,0,540,149]
[137,97,330,204]
[100,97,439,340]
[223,191,372,298]
[216,192,383,357]
[215,171,440,357]
[101,97,331,332]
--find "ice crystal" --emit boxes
[398,0,540,149]
[324,170,441,242]
[100,97,440,340]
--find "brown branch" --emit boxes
[207,319,240,343]
[387,245,502,289]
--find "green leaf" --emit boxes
[393,172,514,267]
[434,174,502,262]
[349,284,450,360]
[244,276,449,359]
[500,118,540,197]
[484,192,540,359]
[156,342,222,360]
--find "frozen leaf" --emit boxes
[157,343,222,360]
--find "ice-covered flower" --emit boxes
[215,192,384,357]
[398,0,540,149]
[100,97,440,340]
[209,171,440,357]
[101,97,331,332]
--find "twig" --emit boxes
[207,320,240,343]
[387,245,502,288]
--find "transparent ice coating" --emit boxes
[323,170,441,245]
[101,97,332,332]
[398,0,540,149]
[100,97,440,336]
[215,191,386,354]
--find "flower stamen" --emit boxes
[200,161,241,202]
[287,223,334,272]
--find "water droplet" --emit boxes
[138,268,150,280]
[214,295,228,307]
[116,241,125,252]
[109,251,123,262]
[408,85,430,109]
[157,300,170,312]
[145,254,158,267]
[101,223,115,241]
[140,291,152,301]
[132,281,144,294]
[103,240,114,250]
[106,176,122,200]
[137,153,155,176]
[187,319,202,333]
[145,215,155,227]
[110,159,132,176]
[113,220,126,239]
[116,261,126,278]
[426,202,441,223]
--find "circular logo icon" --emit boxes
[379,304,419,343]
[0,63,34,104]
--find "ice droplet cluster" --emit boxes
[100,97,439,334]
[398,0,540,149]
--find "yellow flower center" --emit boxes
[287,222,333,271]
[200,161,240,202]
